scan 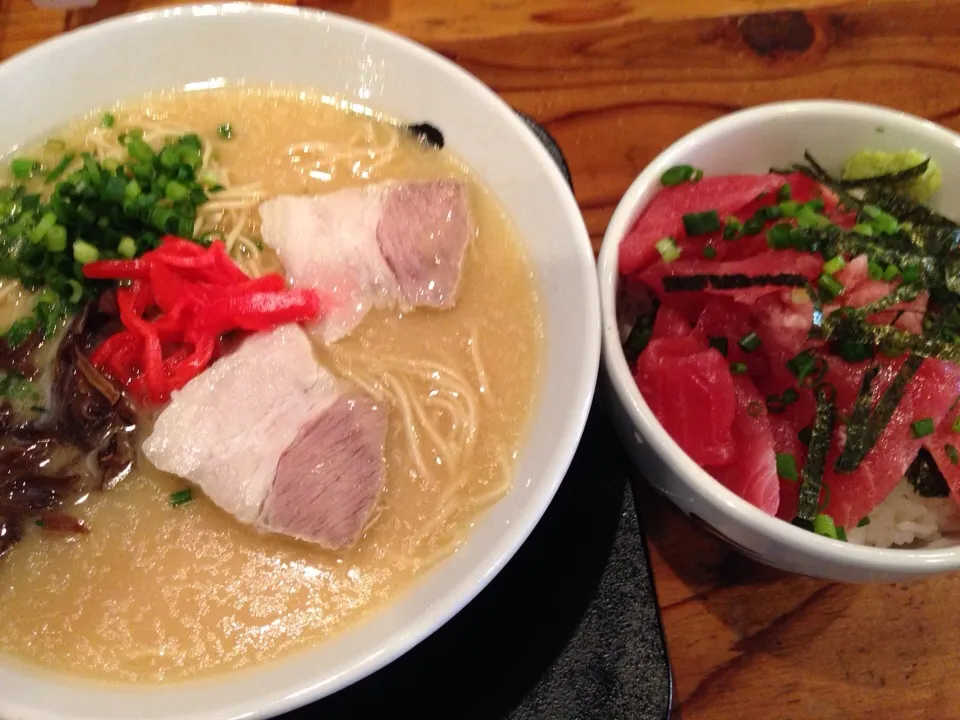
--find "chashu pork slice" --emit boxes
[142,324,388,549]
[259,179,473,344]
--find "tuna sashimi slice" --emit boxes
[822,359,960,530]
[635,336,736,467]
[706,376,780,516]
[619,174,787,275]
[924,396,960,509]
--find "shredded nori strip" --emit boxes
[662,273,808,293]
[863,185,959,230]
[834,355,925,474]
[905,448,950,498]
[797,383,837,521]
[622,304,659,366]
[828,315,960,365]
[836,159,931,189]
[833,365,880,473]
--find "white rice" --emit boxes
[846,478,960,548]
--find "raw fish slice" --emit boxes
[619,174,786,275]
[822,358,960,530]
[635,336,736,467]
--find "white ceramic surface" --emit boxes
[0,5,600,720]
[599,100,960,584]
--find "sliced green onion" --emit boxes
[952,414,960,433]
[722,217,742,241]
[787,350,817,381]
[72,240,100,265]
[660,165,694,187]
[856,516,870,528]
[217,123,233,140]
[836,526,848,542]
[766,223,793,250]
[947,444,960,465]
[882,264,901,282]
[164,180,189,202]
[118,236,137,259]
[852,223,874,237]
[867,260,884,281]
[818,272,844,299]
[806,198,826,213]
[901,264,921,283]
[776,452,799,481]
[823,255,846,275]
[44,153,75,183]
[101,113,116,128]
[66,279,83,303]
[738,331,762,353]
[742,216,765,236]
[45,225,67,253]
[169,488,193,507]
[759,205,783,221]
[778,200,800,218]
[28,211,57,244]
[812,513,838,540]
[682,210,721,237]
[708,336,729,356]
[702,245,717,259]
[781,387,799,405]
[690,168,704,183]
[795,208,832,230]
[911,417,935,438]
[10,158,39,179]
[776,183,792,202]
[730,362,748,375]
[655,237,681,263]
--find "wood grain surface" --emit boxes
[3,1,960,718]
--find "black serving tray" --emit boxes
[279,114,672,720]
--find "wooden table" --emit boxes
[4,0,960,717]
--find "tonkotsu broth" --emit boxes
[0,88,543,681]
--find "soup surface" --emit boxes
[0,87,542,681]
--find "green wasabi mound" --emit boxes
[842,148,942,203]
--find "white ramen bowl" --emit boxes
[0,5,600,719]
[599,100,960,584]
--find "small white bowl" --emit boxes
[0,4,599,719]
[599,100,960,583]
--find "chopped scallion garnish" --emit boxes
[766,223,793,250]
[737,331,761,353]
[660,164,695,187]
[722,217,742,241]
[817,272,844,299]
[101,113,116,128]
[776,183,792,202]
[781,387,799,405]
[852,223,874,237]
[901,264,921,283]
[836,526,848,542]
[776,452,798,481]
[812,513,838,540]
[10,158,40,180]
[682,210,721,237]
[911,417,935,438]
[72,240,100,265]
[823,255,846,275]
[947,444,960,465]
[117,236,137,259]
[655,236,681,263]
[787,350,816,381]
[170,489,193,507]
[730,361,748,375]
[702,245,717,259]
[856,516,870,528]
[217,123,234,140]
[867,259,884,281]
[882,264,901,282]
[741,216,764,236]
[690,168,704,183]
[953,414,960,433]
